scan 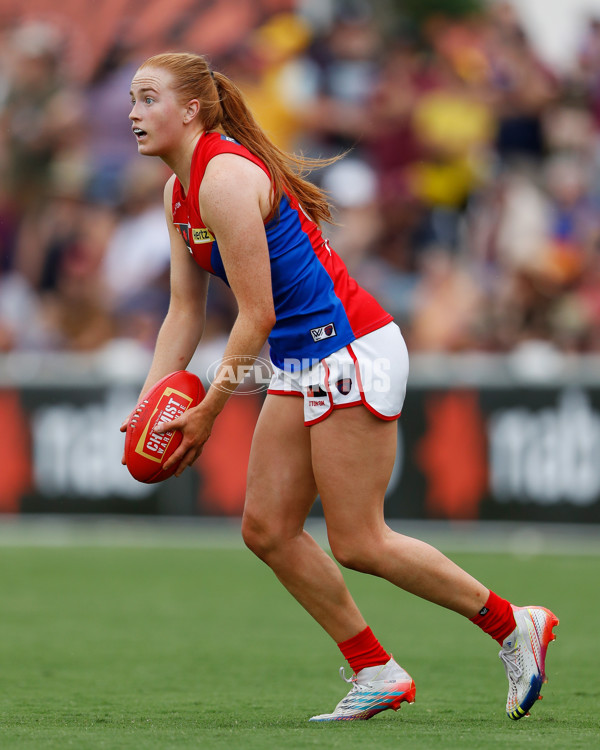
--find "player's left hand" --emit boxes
[154,402,215,476]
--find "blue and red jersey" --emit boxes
[171,131,392,370]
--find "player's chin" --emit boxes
[135,139,159,156]
[136,142,153,156]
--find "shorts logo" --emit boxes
[307,385,327,398]
[192,227,215,244]
[310,322,337,342]
[336,378,352,395]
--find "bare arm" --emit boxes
[139,175,209,397]
[120,176,209,454]
[157,154,276,475]
[195,154,275,415]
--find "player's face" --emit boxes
[129,67,188,157]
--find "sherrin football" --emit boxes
[125,370,205,483]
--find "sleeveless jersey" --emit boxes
[171,131,393,371]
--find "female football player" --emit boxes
[124,52,557,721]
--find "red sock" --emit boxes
[470,590,516,644]
[337,626,391,674]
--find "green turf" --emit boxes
[0,541,597,749]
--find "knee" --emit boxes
[328,533,380,574]
[241,511,283,561]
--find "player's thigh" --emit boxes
[310,406,398,537]
[244,394,317,534]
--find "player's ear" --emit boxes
[183,99,200,124]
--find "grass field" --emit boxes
[0,521,598,749]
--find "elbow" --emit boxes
[258,309,276,338]
[238,304,276,339]
[165,306,206,341]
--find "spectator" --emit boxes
[485,6,559,163]
[0,22,84,211]
[409,248,486,351]
[292,0,382,158]
[223,13,314,153]
[101,159,172,349]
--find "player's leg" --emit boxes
[241,393,368,642]
[243,393,416,722]
[311,406,490,617]
[311,405,558,720]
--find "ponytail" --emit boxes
[212,71,340,224]
[139,52,341,224]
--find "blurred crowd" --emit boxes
[2,0,600,359]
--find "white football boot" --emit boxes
[499,605,559,720]
[309,657,416,721]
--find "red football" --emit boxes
[125,370,205,484]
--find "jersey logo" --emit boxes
[175,223,192,251]
[192,227,215,244]
[310,323,337,342]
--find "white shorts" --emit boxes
[267,322,409,426]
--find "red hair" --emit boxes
[139,52,340,224]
